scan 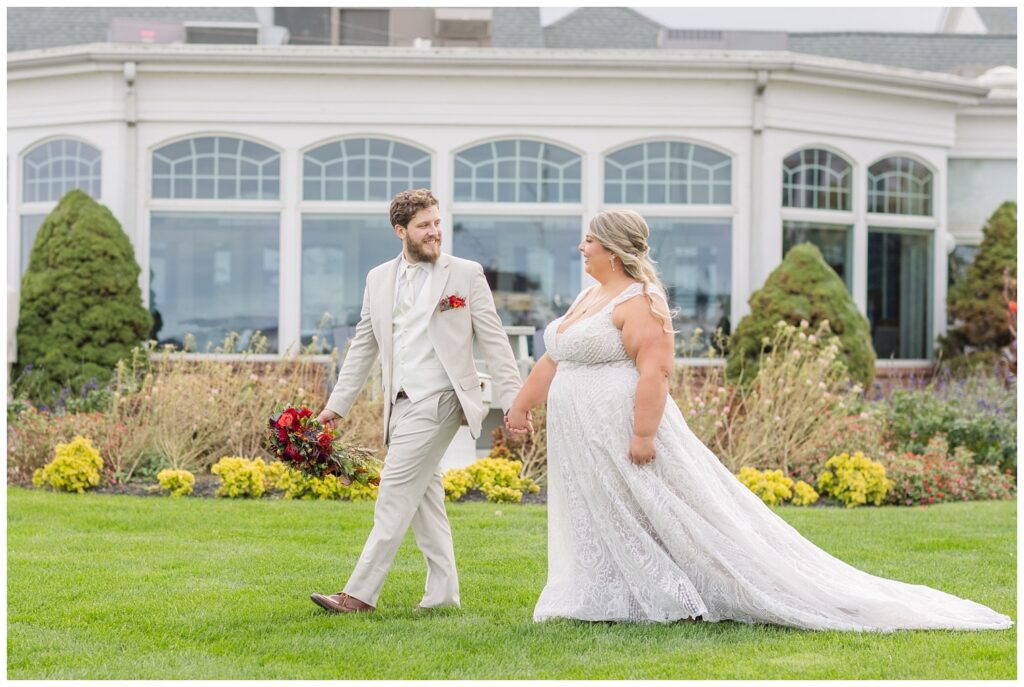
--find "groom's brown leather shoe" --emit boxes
[310,592,375,614]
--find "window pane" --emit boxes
[783,149,852,211]
[22,139,102,202]
[452,215,581,357]
[152,137,278,200]
[149,212,280,353]
[868,157,933,216]
[304,138,429,202]
[647,218,732,356]
[947,244,980,325]
[20,214,47,276]
[300,214,398,351]
[604,141,731,205]
[867,228,932,359]
[454,140,581,203]
[782,221,852,291]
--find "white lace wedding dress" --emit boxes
[533,282,1013,632]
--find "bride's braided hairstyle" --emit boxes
[588,209,677,334]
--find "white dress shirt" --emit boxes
[391,253,453,403]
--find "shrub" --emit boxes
[32,435,104,493]
[791,480,820,506]
[727,242,875,388]
[694,320,868,475]
[211,457,268,498]
[881,436,973,506]
[968,465,1017,501]
[816,451,892,508]
[442,468,473,502]
[262,460,288,490]
[443,458,540,503]
[104,336,350,474]
[737,467,793,506]
[8,407,126,485]
[156,469,195,497]
[883,373,1016,472]
[786,402,891,488]
[274,466,378,501]
[15,190,152,406]
[942,201,1017,368]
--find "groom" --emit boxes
[312,188,523,613]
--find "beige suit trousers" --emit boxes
[342,389,463,608]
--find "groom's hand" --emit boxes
[317,408,340,430]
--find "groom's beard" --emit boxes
[405,235,441,264]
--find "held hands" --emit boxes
[316,408,340,430]
[504,405,534,434]
[628,434,656,465]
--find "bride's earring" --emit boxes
[609,256,616,272]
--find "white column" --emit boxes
[434,142,452,250]
[851,159,868,314]
[278,140,302,354]
[932,158,949,346]
[582,144,602,289]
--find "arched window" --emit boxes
[604,141,731,204]
[152,136,280,200]
[782,148,851,211]
[22,138,101,202]
[454,139,581,203]
[868,157,933,216]
[303,138,431,201]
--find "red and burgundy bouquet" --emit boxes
[264,405,380,485]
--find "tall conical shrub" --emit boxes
[942,201,1016,367]
[15,190,152,405]
[727,242,875,387]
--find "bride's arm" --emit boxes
[505,353,557,432]
[616,293,675,464]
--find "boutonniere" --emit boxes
[438,293,468,312]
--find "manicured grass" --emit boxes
[6,487,1016,679]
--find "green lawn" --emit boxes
[6,487,1016,679]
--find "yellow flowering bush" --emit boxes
[817,451,892,508]
[32,435,104,493]
[211,456,269,498]
[737,467,793,506]
[442,457,540,503]
[275,466,378,501]
[156,468,195,497]
[483,484,526,503]
[791,480,820,506]
[442,468,473,502]
[262,459,288,490]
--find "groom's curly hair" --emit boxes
[390,188,438,229]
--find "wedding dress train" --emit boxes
[533,282,1013,632]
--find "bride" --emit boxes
[503,209,1013,632]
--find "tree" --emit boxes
[15,190,152,405]
[727,242,875,388]
[941,201,1017,369]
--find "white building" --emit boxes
[7,8,1017,372]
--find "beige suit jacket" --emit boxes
[325,252,523,445]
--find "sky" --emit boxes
[538,7,951,33]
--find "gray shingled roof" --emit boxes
[543,7,662,49]
[976,7,1017,35]
[7,6,258,52]
[789,33,1017,77]
[492,7,543,48]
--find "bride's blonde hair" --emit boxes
[588,209,677,334]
